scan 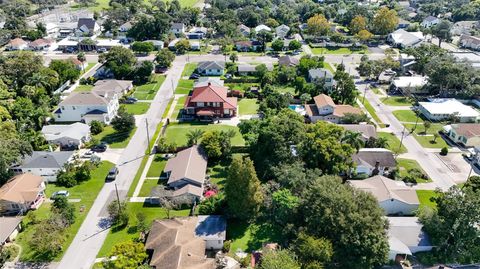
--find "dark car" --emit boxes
[106,167,119,181]
[91,142,107,152]
[189,73,200,80]
[123,97,138,104]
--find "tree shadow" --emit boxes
[100,130,132,145]
[246,223,284,251]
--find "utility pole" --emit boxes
[362,84,368,104]
[114,183,122,215]
[146,118,151,155]
[396,125,406,160]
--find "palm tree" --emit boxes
[77,52,86,73]
[223,129,237,139]
[374,137,389,148]
[342,131,364,153]
[186,129,204,146]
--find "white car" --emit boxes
[52,190,70,199]
[81,150,94,159]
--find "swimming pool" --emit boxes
[288,104,306,115]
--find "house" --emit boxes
[255,24,271,32]
[278,55,299,66]
[69,57,88,71]
[348,175,419,215]
[397,18,411,29]
[0,173,45,215]
[388,29,424,48]
[59,28,74,38]
[305,94,363,124]
[275,24,290,39]
[237,63,273,76]
[146,40,164,50]
[0,217,22,246]
[351,148,396,177]
[444,124,480,147]
[145,216,227,269]
[390,76,428,94]
[189,40,201,51]
[418,99,480,122]
[41,122,91,149]
[387,217,432,260]
[164,145,207,203]
[184,83,237,118]
[11,151,74,182]
[235,40,262,52]
[119,21,132,32]
[459,35,480,51]
[196,61,225,76]
[452,52,480,69]
[5,38,28,51]
[93,79,133,96]
[338,124,377,141]
[421,16,440,28]
[170,23,186,35]
[451,21,477,36]
[238,24,251,37]
[28,38,53,51]
[308,68,335,90]
[193,77,224,88]
[76,18,100,36]
[54,91,120,124]
[168,38,179,50]
[186,27,208,39]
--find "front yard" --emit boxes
[175,79,194,94]
[164,123,245,147]
[122,103,150,115]
[181,63,198,77]
[17,161,114,261]
[93,126,137,148]
[393,110,422,123]
[381,96,413,107]
[132,75,166,100]
[238,98,259,115]
[378,132,408,154]
[397,158,432,183]
[310,46,368,55]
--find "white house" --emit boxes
[421,16,440,28]
[445,123,480,147]
[391,76,428,94]
[54,91,119,124]
[348,175,420,215]
[418,99,480,122]
[170,23,185,35]
[186,26,208,39]
[11,151,74,182]
[308,68,335,90]
[0,174,45,216]
[196,61,225,76]
[76,18,100,37]
[387,217,433,260]
[275,24,290,39]
[305,94,362,124]
[41,122,91,149]
[388,29,424,48]
[255,24,271,32]
[5,38,29,51]
[189,40,201,51]
[351,148,396,177]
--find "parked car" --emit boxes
[82,150,94,159]
[106,167,119,181]
[52,190,70,199]
[97,48,107,53]
[91,142,108,152]
[189,73,200,79]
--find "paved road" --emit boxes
[57,56,187,269]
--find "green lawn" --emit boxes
[97,203,190,257]
[381,96,413,107]
[132,75,166,100]
[371,88,382,95]
[275,85,296,95]
[310,47,368,55]
[165,123,245,146]
[17,161,114,261]
[162,98,174,118]
[238,98,259,115]
[378,132,408,154]
[362,98,383,125]
[416,190,439,210]
[127,154,150,197]
[393,110,422,123]
[74,85,94,92]
[84,62,96,73]
[93,126,137,148]
[171,96,187,120]
[228,221,283,254]
[414,134,449,149]
[122,103,150,115]
[225,83,258,92]
[146,155,167,178]
[181,63,198,77]
[397,158,431,183]
[175,79,194,94]
[403,123,449,149]
[324,62,335,73]
[138,178,163,197]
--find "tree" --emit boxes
[131,41,155,55]
[197,193,225,215]
[270,189,299,226]
[127,13,170,40]
[0,121,32,185]
[372,7,398,35]
[186,129,204,146]
[301,176,389,268]
[356,29,373,43]
[423,121,431,134]
[349,15,367,34]
[299,121,355,175]
[404,44,446,75]
[103,241,147,269]
[418,187,480,263]
[300,93,311,105]
[331,66,358,105]
[199,130,233,160]
[111,107,135,133]
[224,155,263,220]
[99,47,136,79]
[30,220,65,259]
[307,14,330,36]
[342,131,364,153]
[133,61,153,83]
[49,60,81,84]
[340,113,370,124]
[107,200,129,227]
[440,147,449,156]
[292,232,333,268]
[77,52,86,72]
[52,196,76,227]
[432,133,439,143]
[90,120,104,135]
[271,39,284,52]
[228,52,238,63]
[464,175,480,192]
[288,40,302,51]
[155,49,175,68]
[431,20,452,46]
[259,249,301,269]
[175,39,191,54]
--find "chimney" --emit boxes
[208,82,211,86]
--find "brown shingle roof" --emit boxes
[348,175,420,205]
[8,38,28,46]
[0,217,22,244]
[0,174,44,204]
[165,145,208,186]
[333,105,362,117]
[451,123,480,139]
[313,94,335,107]
[339,124,377,139]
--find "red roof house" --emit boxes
[184,83,237,118]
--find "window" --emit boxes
[61,106,65,110]
[72,106,76,110]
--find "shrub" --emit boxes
[222,240,231,253]
[90,120,104,135]
[440,147,448,156]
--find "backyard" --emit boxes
[74,84,94,92]
[93,126,137,148]
[164,123,245,146]
[238,98,259,115]
[227,221,283,255]
[378,132,407,154]
[16,161,114,261]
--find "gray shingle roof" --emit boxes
[309,68,333,79]
[352,148,396,168]
[58,91,111,106]
[0,217,22,244]
[77,18,97,31]
[197,61,225,71]
[20,151,73,169]
[339,124,377,139]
